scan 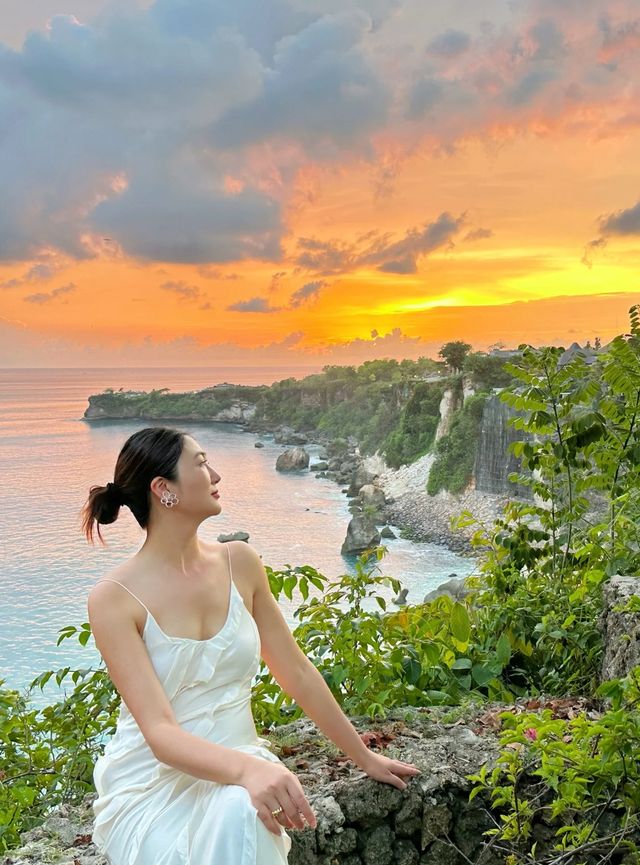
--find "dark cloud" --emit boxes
[23,282,76,304]
[295,237,357,274]
[426,29,471,57]
[295,211,466,275]
[358,211,465,273]
[0,257,63,289]
[210,10,390,156]
[0,0,637,268]
[91,171,284,264]
[464,227,494,241]
[289,279,327,307]
[506,65,559,105]
[0,2,396,263]
[227,296,282,312]
[528,18,565,60]
[160,280,203,300]
[599,198,640,235]
[406,76,445,119]
[581,236,607,269]
[149,0,314,64]
[583,197,640,267]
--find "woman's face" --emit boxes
[173,436,222,513]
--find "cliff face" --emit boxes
[474,394,532,497]
[434,385,464,441]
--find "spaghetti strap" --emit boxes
[96,578,152,617]
[226,541,232,582]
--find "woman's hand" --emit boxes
[357,751,422,790]
[240,756,317,837]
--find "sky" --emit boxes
[0,0,638,368]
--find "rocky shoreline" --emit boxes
[248,422,510,558]
[360,451,510,556]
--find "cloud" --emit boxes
[464,227,494,241]
[196,265,240,280]
[426,29,471,57]
[1,0,639,268]
[209,9,390,157]
[289,279,328,307]
[295,236,356,274]
[91,171,284,264]
[0,256,65,289]
[582,196,640,267]
[598,13,640,64]
[599,198,640,235]
[23,282,76,304]
[160,280,203,301]
[227,296,283,312]
[295,211,466,275]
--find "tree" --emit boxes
[438,340,472,373]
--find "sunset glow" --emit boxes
[1,0,639,367]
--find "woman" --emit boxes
[84,426,421,864]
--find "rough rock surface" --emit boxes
[600,574,640,681]
[276,447,311,471]
[342,514,382,555]
[361,452,510,554]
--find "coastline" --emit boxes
[359,451,508,557]
[252,424,508,558]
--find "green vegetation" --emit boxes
[2,312,639,860]
[89,352,514,474]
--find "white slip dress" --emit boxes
[91,544,292,865]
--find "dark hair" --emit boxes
[81,426,191,545]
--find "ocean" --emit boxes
[0,366,474,708]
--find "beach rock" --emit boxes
[273,427,310,446]
[393,588,409,606]
[217,530,250,543]
[254,441,265,448]
[359,484,387,512]
[342,515,381,555]
[276,447,310,471]
[423,577,470,604]
[380,526,397,539]
[347,465,379,497]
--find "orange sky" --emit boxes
[1,0,639,367]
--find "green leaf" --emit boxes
[450,602,470,643]
[471,664,496,686]
[495,633,512,666]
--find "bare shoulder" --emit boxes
[87,561,146,634]
[225,539,270,597]
[225,539,264,571]
[86,564,179,755]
